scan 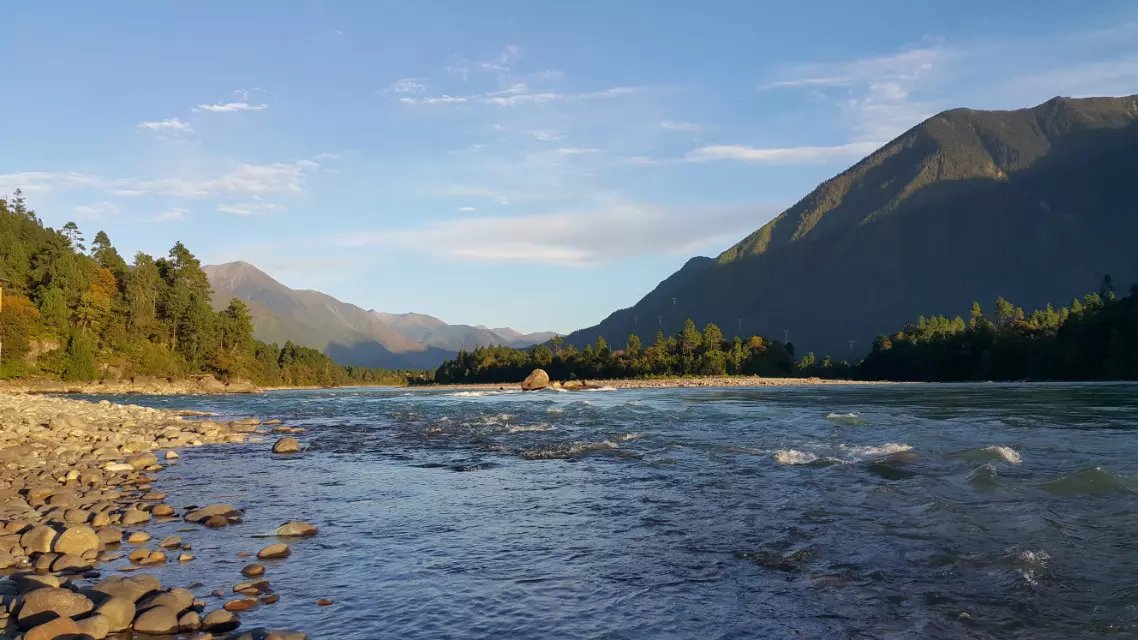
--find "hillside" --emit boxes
[205,262,556,369]
[373,312,555,351]
[205,261,451,369]
[567,95,1138,356]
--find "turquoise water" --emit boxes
[87,383,1138,639]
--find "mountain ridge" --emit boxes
[567,94,1138,356]
[205,261,555,369]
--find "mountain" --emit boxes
[205,261,557,369]
[373,313,556,351]
[567,95,1138,356]
[204,261,451,369]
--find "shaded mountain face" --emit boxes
[205,261,557,369]
[567,95,1138,357]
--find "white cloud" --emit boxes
[193,101,268,113]
[73,201,119,220]
[556,148,600,155]
[216,202,281,216]
[386,78,428,94]
[660,120,702,132]
[148,208,186,223]
[137,118,193,134]
[0,159,321,200]
[458,206,477,212]
[399,94,468,105]
[341,203,777,266]
[685,142,881,164]
[531,129,564,141]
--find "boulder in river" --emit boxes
[274,521,317,537]
[521,369,550,391]
[271,438,301,454]
[256,543,291,559]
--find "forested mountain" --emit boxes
[205,261,554,368]
[0,194,404,386]
[205,261,449,370]
[567,95,1138,356]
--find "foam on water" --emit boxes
[505,423,554,433]
[444,390,522,397]
[839,442,912,458]
[521,439,620,460]
[1010,548,1051,587]
[774,449,819,465]
[949,444,1023,465]
[985,445,1022,464]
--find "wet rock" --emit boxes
[274,521,317,538]
[233,579,269,595]
[134,604,181,635]
[202,608,240,632]
[152,503,176,517]
[223,597,258,612]
[180,609,203,631]
[521,368,550,391]
[159,534,182,548]
[271,438,301,454]
[240,564,265,578]
[185,504,241,524]
[256,543,290,560]
[120,509,150,526]
[89,574,161,604]
[316,598,334,606]
[16,587,95,629]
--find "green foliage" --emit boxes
[0,195,419,387]
[855,285,1138,381]
[433,320,794,383]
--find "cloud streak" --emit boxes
[194,101,268,112]
[341,203,777,266]
[137,118,193,134]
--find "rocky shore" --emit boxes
[0,392,311,639]
[0,376,264,397]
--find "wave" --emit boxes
[585,386,618,392]
[839,443,912,458]
[968,463,999,490]
[521,439,620,460]
[1041,467,1132,496]
[826,411,863,423]
[443,390,522,397]
[1008,548,1051,587]
[505,423,554,433]
[949,445,1022,465]
[774,449,819,465]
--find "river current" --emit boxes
[87,383,1138,639]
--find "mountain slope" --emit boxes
[568,95,1138,356]
[205,261,451,369]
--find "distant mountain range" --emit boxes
[568,95,1138,356]
[204,261,555,369]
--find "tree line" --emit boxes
[433,318,797,383]
[435,277,1138,384]
[845,277,1138,381]
[0,192,415,386]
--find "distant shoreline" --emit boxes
[417,376,890,392]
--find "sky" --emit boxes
[3,1,1138,334]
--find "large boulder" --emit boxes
[53,525,99,556]
[23,616,82,640]
[274,521,317,537]
[17,587,94,629]
[133,605,180,635]
[184,503,241,524]
[271,438,301,454]
[520,369,550,391]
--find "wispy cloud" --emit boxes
[73,201,119,220]
[399,94,468,105]
[457,206,477,212]
[137,118,193,134]
[194,101,268,113]
[216,202,281,216]
[660,120,702,132]
[531,129,564,141]
[385,77,428,94]
[685,142,881,164]
[148,208,186,223]
[0,159,323,200]
[341,203,776,266]
[556,147,600,155]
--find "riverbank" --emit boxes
[419,375,891,392]
[0,391,309,638]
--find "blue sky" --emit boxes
[3,1,1138,334]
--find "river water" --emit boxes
[87,383,1138,639]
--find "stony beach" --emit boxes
[0,391,312,639]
